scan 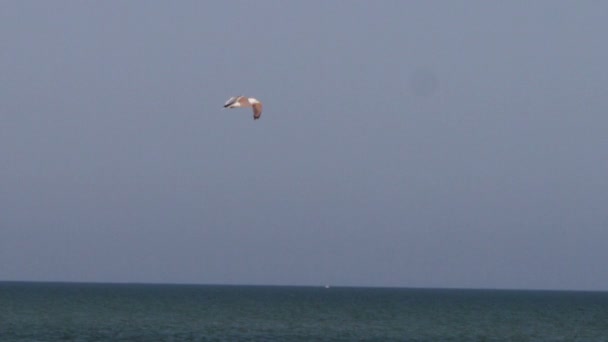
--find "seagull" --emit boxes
[223,96,263,120]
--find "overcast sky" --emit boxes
[1,1,607,291]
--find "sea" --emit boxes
[1,282,607,341]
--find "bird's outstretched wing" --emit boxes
[252,102,262,120]
[223,96,239,108]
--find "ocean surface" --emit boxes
[1,282,607,341]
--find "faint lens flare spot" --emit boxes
[409,68,439,97]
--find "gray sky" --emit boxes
[1,1,607,291]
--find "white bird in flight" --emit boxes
[223,96,263,120]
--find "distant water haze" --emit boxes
[2,282,608,340]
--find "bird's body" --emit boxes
[223,96,263,120]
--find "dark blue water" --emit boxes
[1,282,607,341]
